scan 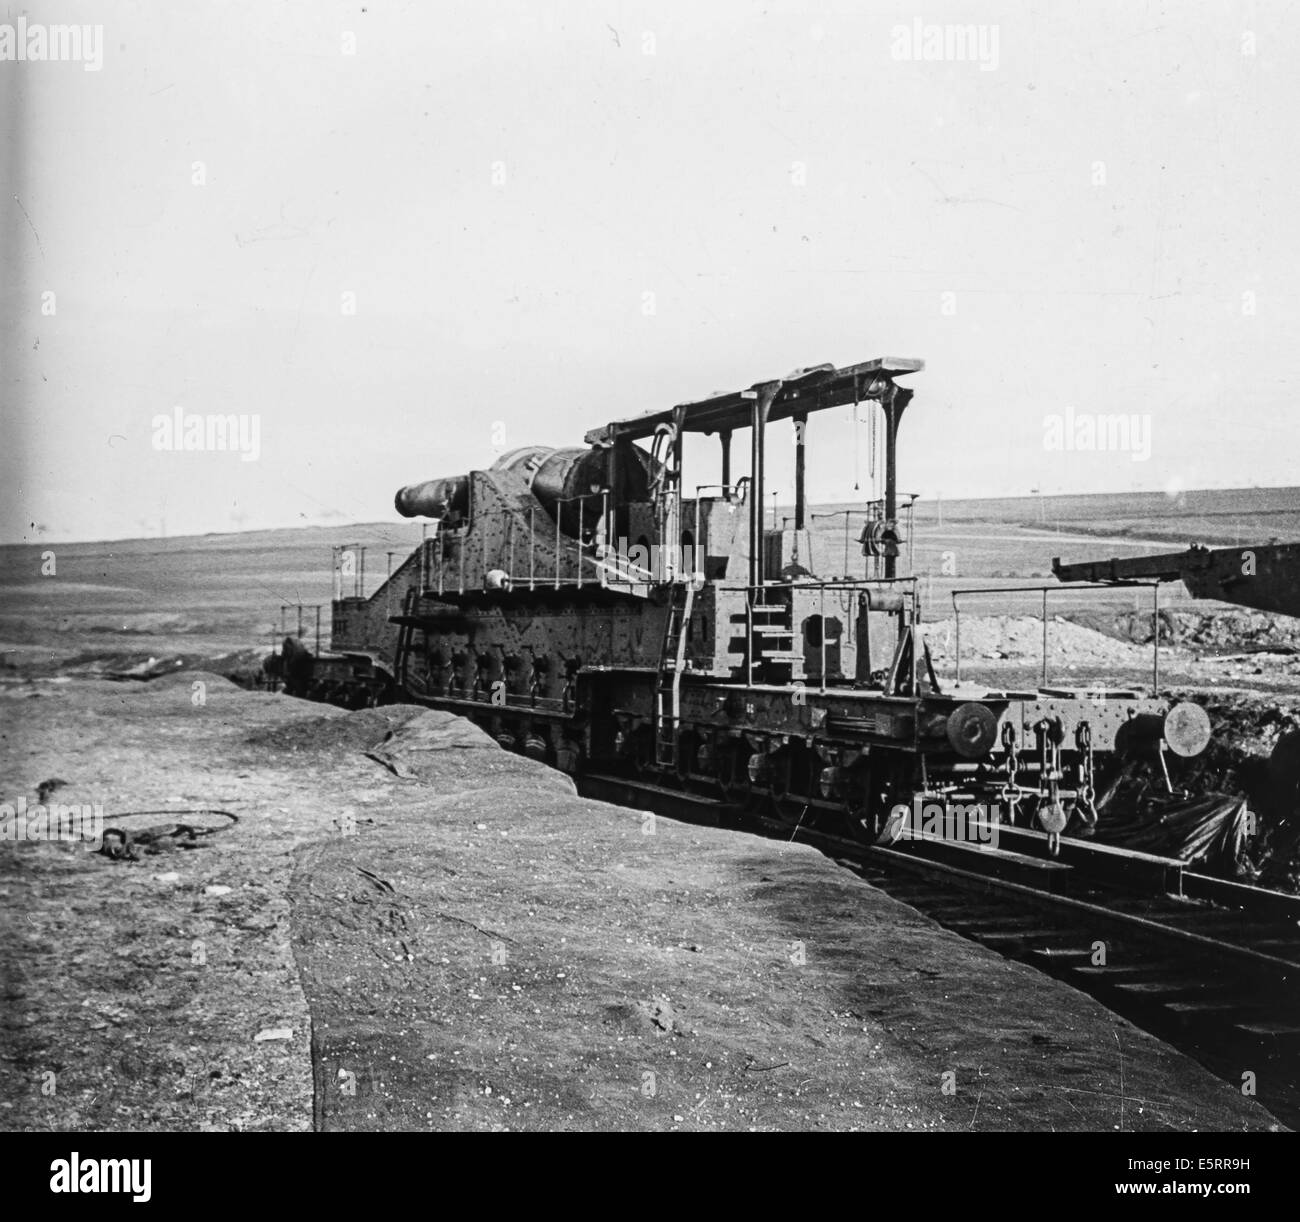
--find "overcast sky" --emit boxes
[3,0,1296,544]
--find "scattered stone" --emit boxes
[253,1028,293,1042]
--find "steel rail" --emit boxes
[578,771,1300,976]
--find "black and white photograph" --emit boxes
[1,0,1296,1183]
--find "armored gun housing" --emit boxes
[276,357,1212,845]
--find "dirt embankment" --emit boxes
[0,675,1282,1131]
[1083,609,1300,656]
[928,610,1300,677]
[927,615,1152,671]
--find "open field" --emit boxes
[2,484,1297,635]
[811,484,1300,611]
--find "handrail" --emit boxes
[419,518,932,600]
[950,580,1162,692]
[278,603,324,656]
[552,490,606,588]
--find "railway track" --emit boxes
[578,772,1300,1128]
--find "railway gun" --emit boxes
[268,357,1216,852]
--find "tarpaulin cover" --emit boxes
[1096,786,1249,871]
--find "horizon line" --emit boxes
[3,481,1297,551]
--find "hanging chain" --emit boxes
[1038,719,1065,856]
[852,401,861,492]
[869,399,877,486]
[999,722,1022,824]
[1075,721,1098,827]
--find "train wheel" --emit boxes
[767,748,791,799]
[842,762,877,844]
[843,756,910,845]
[771,745,814,829]
[717,740,751,807]
[630,726,656,779]
[676,729,700,785]
[873,755,916,844]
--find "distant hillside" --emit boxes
[4,486,1294,555]
[810,486,1299,548]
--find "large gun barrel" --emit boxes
[394,474,471,519]
[395,444,657,536]
[395,447,559,520]
[1054,543,1300,618]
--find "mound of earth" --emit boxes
[28,649,284,685]
[64,653,192,680]
[925,615,1150,668]
[364,710,518,779]
[54,612,223,636]
[244,704,429,755]
[289,718,1278,1133]
[1080,609,1300,654]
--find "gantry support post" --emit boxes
[794,413,807,531]
[748,382,780,590]
[880,382,913,580]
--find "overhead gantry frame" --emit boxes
[586,357,924,585]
